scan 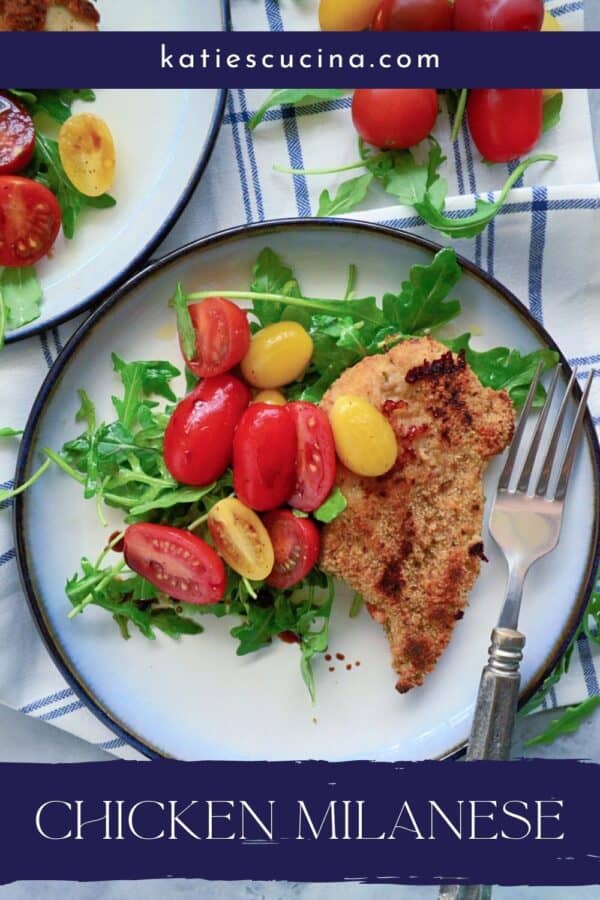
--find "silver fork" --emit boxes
[439,363,595,900]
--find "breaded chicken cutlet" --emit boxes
[0,0,99,30]
[320,336,515,693]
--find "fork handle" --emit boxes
[466,627,526,761]
[438,630,526,900]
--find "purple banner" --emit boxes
[0,758,598,885]
[0,32,597,88]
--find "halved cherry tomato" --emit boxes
[163,374,251,486]
[263,510,321,590]
[372,0,453,31]
[352,89,439,151]
[287,401,336,512]
[467,89,543,163]
[233,404,297,511]
[58,113,116,197]
[0,176,62,267]
[208,497,274,581]
[0,94,35,175]
[184,297,251,379]
[454,0,543,31]
[123,523,226,605]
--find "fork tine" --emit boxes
[552,370,595,501]
[516,364,561,493]
[535,367,579,496]
[498,362,544,491]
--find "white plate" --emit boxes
[15,221,600,761]
[93,0,229,31]
[6,0,227,342]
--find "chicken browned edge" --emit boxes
[0,0,99,31]
[320,336,515,693]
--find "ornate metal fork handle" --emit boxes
[439,364,595,900]
[466,627,525,762]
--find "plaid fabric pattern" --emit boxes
[0,0,596,759]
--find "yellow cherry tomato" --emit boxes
[241,322,313,389]
[329,394,397,477]
[542,10,561,31]
[207,497,274,581]
[542,10,562,99]
[319,0,381,30]
[253,389,287,406]
[58,113,116,197]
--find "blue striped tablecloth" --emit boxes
[0,0,597,759]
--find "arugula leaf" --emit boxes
[111,354,179,430]
[444,334,559,407]
[10,89,95,124]
[250,247,302,326]
[150,609,204,638]
[414,154,557,240]
[314,139,448,221]
[449,89,468,143]
[28,134,116,239]
[231,603,278,655]
[128,483,222,518]
[169,282,196,362]
[380,141,448,211]
[314,487,347,524]
[75,389,96,432]
[349,592,364,619]
[583,587,600,647]
[524,696,600,748]
[66,562,202,640]
[248,89,347,130]
[8,89,38,105]
[185,368,200,393]
[317,173,373,217]
[542,93,563,134]
[382,247,461,334]
[299,579,334,702]
[0,266,42,333]
[0,427,23,438]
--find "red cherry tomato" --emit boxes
[372,0,453,31]
[163,374,251,486]
[183,297,251,379]
[0,175,62,267]
[263,510,321,590]
[233,404,297,512]
[454,0,543,31]
[351,89,439,150]
[0,94,35,175]
[123,523,226,605]
[467,89,543,163]
[287,401,336,512]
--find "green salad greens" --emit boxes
[0,246,558,700]
[0,89,116,348]
[250,89,562,240]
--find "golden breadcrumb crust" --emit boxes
[0,0,99,30]
[320,336,515,693]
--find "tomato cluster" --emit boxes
[125,296,402,609]
[321,0,549,164]
[0,94,115,267]
[351,85,545,163]
[126,298,338,606]
[320,0,544,32]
